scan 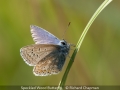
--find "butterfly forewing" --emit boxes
[20,44,60,66]
[31,25,60,44]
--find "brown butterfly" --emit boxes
[20,25,70,76]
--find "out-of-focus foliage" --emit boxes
[0,0,120,85]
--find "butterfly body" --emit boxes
[20,25,70,76]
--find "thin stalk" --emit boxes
[58,0,112,90]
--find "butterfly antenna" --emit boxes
[62,22,71,39]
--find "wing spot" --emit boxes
[42,58,45,60]
[44,48,47,51]
[36,54,38,57]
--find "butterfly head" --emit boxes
[57,39,70,55]
[59,39,69,46]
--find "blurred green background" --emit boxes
[0,0,120,86]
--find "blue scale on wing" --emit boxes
[30,25,60,45]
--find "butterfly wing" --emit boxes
[20,44,67,76]
[33,49,66,76]
[20,44,60,66]
[30,25,60,44]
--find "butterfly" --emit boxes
[20,25,70,76]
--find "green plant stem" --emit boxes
[58,0,112,90]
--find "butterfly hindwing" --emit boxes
[33,50,66,76]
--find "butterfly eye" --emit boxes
[61,42,66,45]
